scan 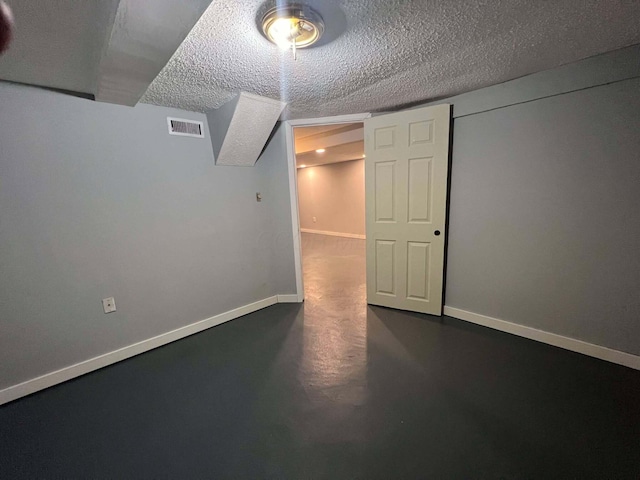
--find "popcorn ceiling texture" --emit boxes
[212,93,286,166]
[140,0,640,119]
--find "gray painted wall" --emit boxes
[443,76,640,356]
[0,82,295,390]
[265,125,297,295]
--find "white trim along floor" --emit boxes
[3,296,638,406]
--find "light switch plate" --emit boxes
[102,297,116,314]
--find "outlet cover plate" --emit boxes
[102,297,116,314]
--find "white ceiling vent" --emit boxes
[167,117,204,138]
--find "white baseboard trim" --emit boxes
[9,298,632,406]
[301,228,365,240]
[277,294,301,303]
[443,306,640,371]
[0,295,282,406]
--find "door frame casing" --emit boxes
[284,113,372,302]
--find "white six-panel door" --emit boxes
[364,105,451,315]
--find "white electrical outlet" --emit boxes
[312,216,317,223]
[102,297,116,314]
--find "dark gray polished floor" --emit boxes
[1,233,639,478]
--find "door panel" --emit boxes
[409,120,433,145]
[407,157,432,223]
[374,126,397,149]
[374,161,396,222]
[365,105,450,315]
[407,241,431,301]
[375,240,396,296]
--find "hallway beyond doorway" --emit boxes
[302,232,366,307]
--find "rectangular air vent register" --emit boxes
[167,117,205,138]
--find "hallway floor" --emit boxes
[1,233,639,478]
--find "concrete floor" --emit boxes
[1,233,639,478]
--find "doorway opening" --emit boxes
[292,122,366,303]
[285,105,451,315]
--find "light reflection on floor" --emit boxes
[299,232,368,412]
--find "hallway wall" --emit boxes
[297,159,365,237]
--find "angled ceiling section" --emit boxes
[0,0,119,95]
[0,0,213,105]
[95,0,213,106]
[207,93,286,166]
[141,0,640,118]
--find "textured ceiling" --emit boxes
[141,0,640,118]
[0,0,119,94]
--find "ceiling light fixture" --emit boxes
[261,4,324,59]
[299,164,307,168]
[315,148,325,153]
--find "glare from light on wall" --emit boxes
[315,148,325,153]
[299,164,307,168]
